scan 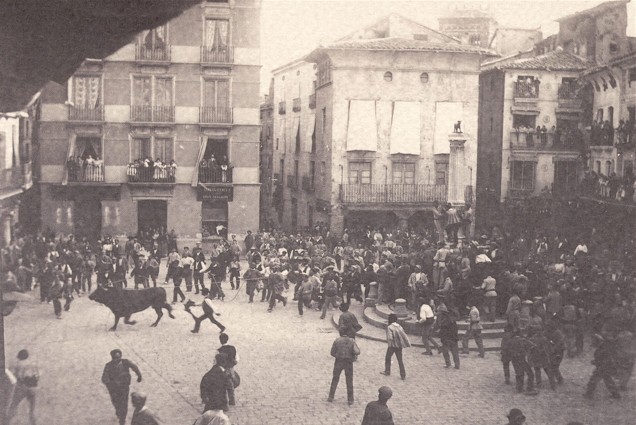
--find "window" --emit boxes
[321,161,326,177]
[311,122,316,153]
[279,159,285,185]
[203,79,230,109]
[317,60,332,87]
[295,124,301,153]
[608,106,614,126]
[321,107,327,138]
[275,138,279,150]
[131,136,173,161]
[348,162,371,184]
[138,25,168,51]
[392,162,415,184]
[132,75,174,121]
[205,19,230,51]
[435,161,448,186]
[72,75,101,108]
[420,72,429,83]
[384,72,393,82]
[553,161,577,194]
[469,34,481,45]
[513,114,536,129]
[605,160,613,176]
[510,161,535,190]
[294,159,299,177]
[596,109,604,123]
[595,160,601,174]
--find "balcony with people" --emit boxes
[135,26,170,63]
[510,125,584,152]
[127,158,177,183]
[513,78,540,101]
[557,81,582,110]
[578,169,636,205]
[198,156,233,184]
[66,155,105,183]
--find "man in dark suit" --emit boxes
[101,349,142,425]
[200,353,233,412]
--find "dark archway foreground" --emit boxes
[0,0,201,112]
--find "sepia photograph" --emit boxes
[1,0,635,423]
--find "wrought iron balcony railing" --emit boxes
[66,163,105,183]
[200,46,234,64]
[127,164,176,183]
[339,184,447,203]
[198,164,233,183]
[68,105,104,121]
[514,81,540,99]
[510,130,583,151]
[200,107,233,124]
[135,43,171,62]
[131,105,175,123]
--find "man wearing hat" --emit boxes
[101,349,143,425]
[130,392,161,425]
[505,408,526,425]
[361,386,394,425]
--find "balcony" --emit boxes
[308,93,316,109]
[287,175,298,189]
[507,185,535,199]
[135,43,171,63]
[127,164,175,183]
[68,105,103,122]
[200,46,234,65]
[510,130,583,151]
[66,163,105,183]
[131,105,175,123]
[278,101,286,115]
[557,83,582,109]
[339,184,447,204]
[513,81,540,102]
[292,98,301,112]
[198,163,233,183]
[302,176,314,192]
[200,107,233,124]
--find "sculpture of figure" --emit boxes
[453,121,462,133]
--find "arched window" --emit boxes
[420,72,429,83]
[384,71,393,82]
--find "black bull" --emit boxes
[89,286,175,330]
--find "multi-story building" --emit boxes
[267,59,319,231]
[259,90,275,229]
[476,49,593,227]
[36,0,261,246]
[0,97,38,247]
[438,9,542,58]
[266,15,494,234]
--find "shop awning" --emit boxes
[346,100,378,152]
[390,101,420,155]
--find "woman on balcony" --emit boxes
[85,155,96,182]
[94,156,103,181]
[220,155,231,183]
[169,160,177,183]
[153,158,165,182]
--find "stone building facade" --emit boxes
[36,0,261,246]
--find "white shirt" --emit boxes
[574,244,588,255]
[419,304,435,321]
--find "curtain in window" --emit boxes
[90,138,101,158]
[155,78,172,107]
[154,25,166,47]
[207,20,228,50]
[74,77,86,107]
[133,77,152,106]
[88,77,100,108]
[133,138,151,160]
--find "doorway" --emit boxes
[137,200,167,233]
[75,199,102,241]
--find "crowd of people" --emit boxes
[580,169,636,203]
[66,154,104,182]
[126,158,177,182]
[2,200,636,422]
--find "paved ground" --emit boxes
[5,265,635,425]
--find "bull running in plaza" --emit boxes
[2,206,636,424]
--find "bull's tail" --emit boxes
[165,303,175,319]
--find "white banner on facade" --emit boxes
[346,100,377,151]
[390,101,421,155]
